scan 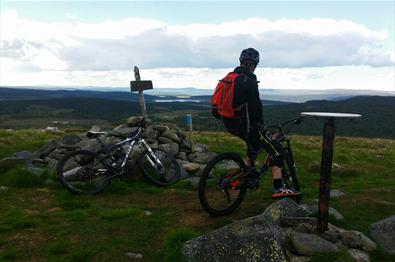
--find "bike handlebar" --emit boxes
[265,116,304,135]
[138,118,147,128]
[126,118,147,138]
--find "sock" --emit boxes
[273,179,282,189]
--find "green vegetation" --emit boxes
[0,129,394,261]
[0,129,63,159]
[163,228,200,262]
[1,96,395,138]
[186,96,395,139]
[309,248,355,262]
[0,165,47,188]
[0,97,206,129]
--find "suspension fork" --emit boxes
[140,139,163,168]
[285,139,296,167]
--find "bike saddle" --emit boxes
[87,131,107,139]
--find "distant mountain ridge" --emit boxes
[0,91,394,138]
[0,87,290,105]
[0,87,159,102]
[1,86,393,103]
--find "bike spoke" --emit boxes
[202,158,245,212]
[224,190,231,203]
[58,151,110,194]
[139,148,180,186]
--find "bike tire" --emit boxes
[281,149,302,203]
[138,148,180,186]
[57,150,111,195]
[199,153,247,216]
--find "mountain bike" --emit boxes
[198,117,303,216]
[57,119,180,195]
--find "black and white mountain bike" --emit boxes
[57,119,180,195]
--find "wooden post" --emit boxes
[301,112,361,233]
[134,66,148,121]
[317,117,335,232]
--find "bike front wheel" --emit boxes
[280,149,301,203]
[57,150,111,195]
[199,153,247,216]
[138,148,180,186]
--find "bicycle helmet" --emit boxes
[239,48,260,66]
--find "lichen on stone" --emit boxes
[239,241,262,261]
[266,239,287,262]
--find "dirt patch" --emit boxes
[24,209,40,215]
[8,232,46,248]
[46,207,63,213]
[178,200,216,228]
[32,196,49,205]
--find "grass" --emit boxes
[162,228,200,262]
[0,129,64,159]
[309,248,355,262]
[0,129,394,261]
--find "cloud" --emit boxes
[2,61,394,92]
[1,10,393,73]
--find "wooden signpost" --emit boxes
[130,66,153,120]
[301,112,361,232]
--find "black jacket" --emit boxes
[231,66,263,125]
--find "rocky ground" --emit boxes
[183,198,394,262]
[1,121,394,261]
[0,117,216,183]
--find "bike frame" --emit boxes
[228,117,303,183]
[95,126,163,175]
[266,117,303,161]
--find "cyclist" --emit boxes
[216,48,300,198]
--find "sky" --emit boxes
[1,1,394,92]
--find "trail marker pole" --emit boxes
[301,112,361,233]
[186,113,193,149]
[130,66,153,120]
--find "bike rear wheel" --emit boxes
[138,148,180,186]
[199,153,247,216]
[57,150,111,195]
[280,149,301,203]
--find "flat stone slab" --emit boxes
[289,232,339,255]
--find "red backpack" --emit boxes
[211,72,245,119]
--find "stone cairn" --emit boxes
[183,198,382,262]
[0,116,216,182]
